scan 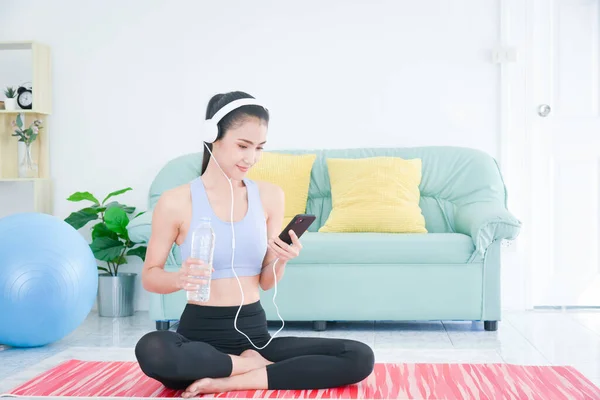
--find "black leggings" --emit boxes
[134,301,375,391]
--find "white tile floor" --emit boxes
[1,309,599,396]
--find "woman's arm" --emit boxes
[259,183,287,291]
[258,183,303,291]
[141,188,187,294]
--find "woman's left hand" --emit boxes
[268,230,303,262]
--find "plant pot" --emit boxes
[4,98,16,110]
[97,272,136,317]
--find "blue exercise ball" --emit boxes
[0,212,98,348]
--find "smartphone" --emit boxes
[278,214,316,245]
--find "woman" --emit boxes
[134,91,375,398]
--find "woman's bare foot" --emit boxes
[228,349,273,376]
[182,368,269,398]
[181,377,223,398]
[181,351,272,397]
[240,349,273,367]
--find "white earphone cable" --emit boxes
[204,143,284,350]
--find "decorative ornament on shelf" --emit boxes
[4,86,17,110]
[11,113,42,178]
[17,82,33,110]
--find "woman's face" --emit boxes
[212,116,268,180]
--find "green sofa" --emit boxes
[128,146,521,332]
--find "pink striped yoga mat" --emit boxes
[3,359,600,399]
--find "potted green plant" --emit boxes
[64,187,147,317]
[4,86,17,110]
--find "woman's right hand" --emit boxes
[176,258,214,291]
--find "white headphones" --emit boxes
[201,96,283,350]
[203,98,269,143]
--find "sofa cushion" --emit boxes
[246,152,317,230]
[290,232,475,265]
[318,156,427,233]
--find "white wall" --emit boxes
[1,0,524,312]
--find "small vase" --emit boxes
[18,142,38,178]
[4,98,17,110]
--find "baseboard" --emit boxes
[533,306,600,310]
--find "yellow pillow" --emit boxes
[246,152,316,229]
[318,156,427,233]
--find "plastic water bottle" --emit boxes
[187,217,215,302]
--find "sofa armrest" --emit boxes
[128,211,153,244]
[454,202,521,261]
[127,210,182,266]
